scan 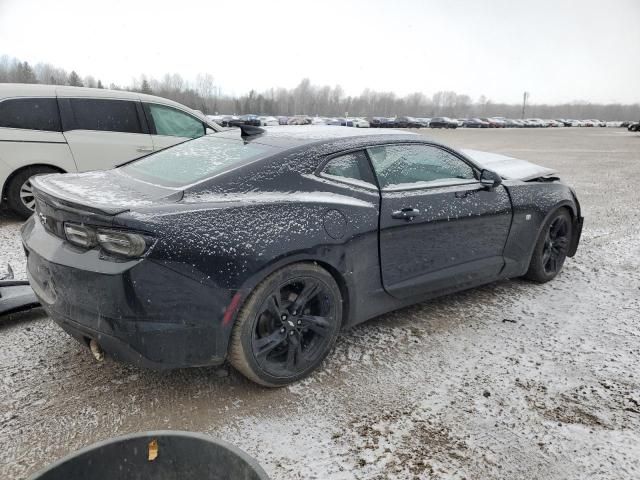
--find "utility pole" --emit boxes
[521,91,529,119]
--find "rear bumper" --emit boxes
[52,312,224,369]
[21,216,236,369]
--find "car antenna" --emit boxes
[239,125,265,137]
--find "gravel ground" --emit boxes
[1,128,639,479]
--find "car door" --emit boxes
[58,97,153,172]
[368,143,512,299]
[143,103,206,151]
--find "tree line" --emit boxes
[1,55,638,121]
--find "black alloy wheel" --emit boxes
[525,209,573,283]
[229,263,342,386]
[541,215,571,276]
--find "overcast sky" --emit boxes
[1,0,638,104]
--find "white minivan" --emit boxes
[0,84,221,217]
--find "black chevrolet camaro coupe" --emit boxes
[22,126,583,386]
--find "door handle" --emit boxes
[391,208,420,220]
[136,146,154,153]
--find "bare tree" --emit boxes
[0,55,638,120]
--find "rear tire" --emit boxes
[524,209,573,283]
[6,166,60,218]
[229,263,342,387]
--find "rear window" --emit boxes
[0,98,61,132]
[121,135,277,187]
[66,98,142,133]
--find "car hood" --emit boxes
[31,170,183,215]
[462,149,557,181]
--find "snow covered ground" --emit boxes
[1,127,639,479]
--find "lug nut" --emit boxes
[281,314,287,320]
[289,331,295,336]
[280,327,286,333]
[297,320,302,325]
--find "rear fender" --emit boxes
[232,250,356,329]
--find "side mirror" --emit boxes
[480,169,502,189]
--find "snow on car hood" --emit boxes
[462,149,557,181]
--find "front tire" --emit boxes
[524,209,573,283]
[6,166,59,218]
[229,263,343,387]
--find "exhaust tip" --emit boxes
[89,339,104,361]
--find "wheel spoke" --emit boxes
[254,330,287,358]
[550,218,566,239]
[266,292,282,320]
[555,237,569,251]
[285,336,301,369]
[19,181,36,210]
[291,279,320,312]
[299,315,332,337]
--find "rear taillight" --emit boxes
[64,222,152,258]
[64,223,97,248]
[96,229,148,258]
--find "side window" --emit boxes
[146,104,204,139]
[67,99,142,133]
[367,144,475,189]
[0,98,61,132]
[321,151,375,188]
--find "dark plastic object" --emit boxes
[30,431,270,480]
[0,280,40,316]
[239,124,265,137]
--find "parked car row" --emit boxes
[207,113,631,130]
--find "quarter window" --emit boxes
[0,98,61,132]
[321,151,375,188]
[67,99,142,133]
[146,104,204,138]
[367,144,475,189]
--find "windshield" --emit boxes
[121,135,277,188]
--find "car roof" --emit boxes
[213,125,419,149]
[0,83,209,122]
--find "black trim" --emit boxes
[142,103,157,135]
[135,102,150,134]
[58,98,73,131]
[568,216,583,257]
[382,179,481,193]
[55,97,65,133]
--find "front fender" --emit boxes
[502,180,580,277]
